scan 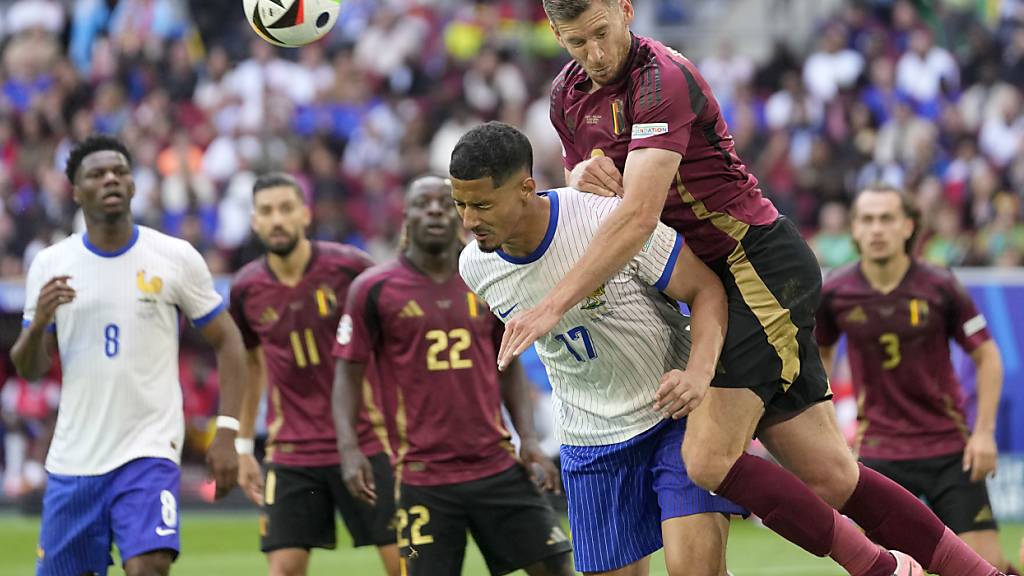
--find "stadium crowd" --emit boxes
[0,0,1023,498]
[0,0,1019,281]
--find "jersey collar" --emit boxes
[82,225,140,258]
[497,190,559,265]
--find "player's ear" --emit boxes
[300,203,312,228]
[619,0,635,24]
[520,176,537,200]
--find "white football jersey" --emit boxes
[22,226,224,475]
[460,188,692,446]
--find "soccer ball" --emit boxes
[243,0,341,48]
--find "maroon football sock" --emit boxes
[716,453,896,575]
[929,528,1002,576]
[840,463,998,575]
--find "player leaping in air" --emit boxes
[495,1,1009,575]
[11,134,249,576]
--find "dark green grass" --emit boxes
[1,514,1020,575]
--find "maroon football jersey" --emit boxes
[332,256,515,487]
[550,34,778,263]
[230,242,383,467]
[816,261,992,460]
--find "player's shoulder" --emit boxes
[822,262,862,293]
[232,256,269,291]
[30,233,81,265]
[552,59,585,98]
[350,259,404,293]
[314,240,374,275]
[912,259,956,283]
[910,260,963,293]
[136,226,204,263]
[554,186,620,221]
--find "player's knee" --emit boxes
[681,445,734,492]
[123,559,171,576]
[267,552,309,576]
[801,453,859,507]
[123,551,173,576]
[524,551,574,576]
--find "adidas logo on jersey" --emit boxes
[399,300,424,318]
[846,306,867,323]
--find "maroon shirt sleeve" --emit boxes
[229,280,260,350]
[626,53,701,158]
[550,73,583,171]
[815,278,842,347]
[944,274,991,353]
[332,273,381,363]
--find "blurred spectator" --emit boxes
[803,24,864,101]
[895,27,959,107]
[811,201,858,268]
[700,41,754,106]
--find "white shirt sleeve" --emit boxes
[21,250,54,332]
[174,242,224,327]
[633,221,683,290]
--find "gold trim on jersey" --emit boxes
[943,394,971,440]
[362,378,392,458]
[265,386,285,462]
[466,292,479,318]
[676,177,801,387]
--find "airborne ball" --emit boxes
[243,0,340,48]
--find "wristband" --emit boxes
[235,438,255,455]
[215,415,241,431]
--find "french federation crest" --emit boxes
[581,285,606,311]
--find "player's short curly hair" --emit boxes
[63,133,132,182]
[64,134,133,184]
[543,0,617,23]
[449,122,533,188]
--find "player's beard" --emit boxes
[264,231,300,256]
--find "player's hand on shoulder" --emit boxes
[34,275,75,326]
[569,155,623,197]
[654,368,712,420]
[206,429,239,499]
[519,439,561,495]
[237,453,264,505]
[341,450,377,506]
[963,431,998,483]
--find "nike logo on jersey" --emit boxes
[155,527,177,536]
[498,304,518,319]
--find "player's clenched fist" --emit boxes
[569,155,623,197]
[206,430,239,499]
[654,369,712,420]
[33,275,76,327]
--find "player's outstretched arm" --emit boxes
[965,340,1003,482]
[498,148,680,369]
[12,275,74,380]
[332,359,377,505]
[235,347,267,505]
[653,244,727,420]
[498,357,560,494]
[198,312,248,499]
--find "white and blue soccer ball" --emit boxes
[242,0,341,48]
